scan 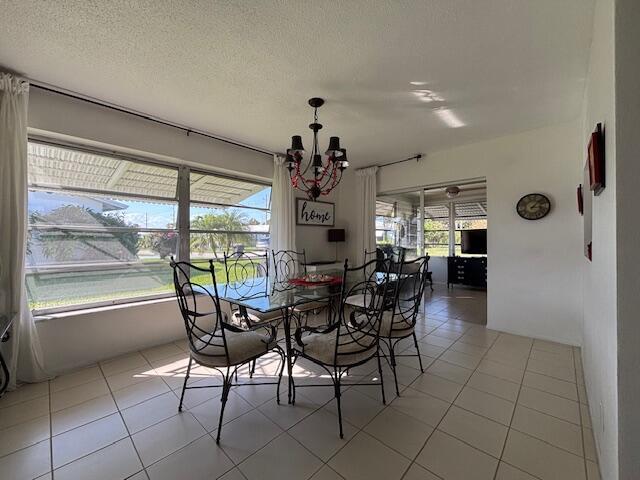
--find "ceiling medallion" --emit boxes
[285,97,348,200]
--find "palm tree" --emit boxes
[190,210,248,259]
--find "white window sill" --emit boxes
[34,296,176,323]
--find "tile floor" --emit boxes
[0,286,600,480]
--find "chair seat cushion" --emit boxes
[345,293,367,308]
[233,308,282,325]
[297,329,377,366]
[191,329,276,367]
[380,311,415,338]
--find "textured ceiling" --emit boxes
[1,1,594,167]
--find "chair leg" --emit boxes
[249,359,256,378]
[334,370,344,439]
[389,344,401,397]
[216,368,232,444]
[412,332,424,373]
[276,349,286,404]
[376,350,386,405]
[178,356,193,412]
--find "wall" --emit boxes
[614,0,640,477]
[581,0,618,478]
[28,89,275,373]
[377,121,583,345]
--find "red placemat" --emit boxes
[289,276,342,286]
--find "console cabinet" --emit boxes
[447,256,487,288]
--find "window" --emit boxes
[375,200,396,246]
[424,204,450,257]
[189,171,271,284]
[26,142,271,313]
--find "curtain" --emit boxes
[355,166,379,265]
[0,73,50,389]
[269,154,296,259]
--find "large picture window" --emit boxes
[26,142,271,314]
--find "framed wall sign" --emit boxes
[296,199,335,226]
[588,123,605,195]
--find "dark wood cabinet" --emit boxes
[447,256,487,288]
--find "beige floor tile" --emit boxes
[132,412,206,466]
[533,340,574,355]
[324,387,385,428]
[141,343,185,362]
[100,352,151,377]
[522,371,578,401]
[586,460,601,480]
[426,360,472,384]
[0,414,50,457]
[467,371,520,402]
[403,463,440,480]
[422,334,456,348]
[503,430,586,479]
[0,395,49,429]
[218,410,283,464]
[310,465,345,480]
[50,378,110,413]
[105,364,158,392]
[189,391,254,432]
[396,353,436,371]
[495,462,538,479]
[52,412,128,468]
[580,402,593,428]
[50,366,102,393]
[329,431,411,480]
[458,334,495,348]
[408,342,446,358]
[527,358,576,383]
[518,386,580,425]
[390,387,450,427]
[511,405,583,456]
[54,437,142,480]
[113,377,171,410]
[289,408,357,461]
[530,348,574,368]
[218,468,247,480]
[177,378,224,409]
[410,372,463,402]
[0,439,51,480]
[440,349,483,370]
[51,394,117,436]
[477,359,524,384]
[483,351,528,370]
[449,341,488,357]
[0,381,49,408]
[439,405,508,457]
[258,392,320,430]
[416,430,498,480]
[364,406,434,458]
[454,386,515,426]
[430,328,464,340]
[235,383,279,408]
[121,391,180,434]
[583,427,597,461]
[146,434,234,480]
[240,433,322,480]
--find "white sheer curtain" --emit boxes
[269,154,296,257]
[0,73,50,389]
[355,166,379,265]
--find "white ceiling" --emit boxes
[1,1,594,167]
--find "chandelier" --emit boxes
[285,97,349,200]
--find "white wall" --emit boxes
[376,121,584,345]
[581,0,618,477]
[614,0,640,477]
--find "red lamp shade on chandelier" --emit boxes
[285,98,348,200]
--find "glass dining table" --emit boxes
[207,275,344,404]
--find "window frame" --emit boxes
[27,137,272,316]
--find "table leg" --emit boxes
[281,308,294,404]
[0,349,9,397]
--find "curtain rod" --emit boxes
[29,82,274,157]
[377,154,423,169]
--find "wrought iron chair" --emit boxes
[170,258,285,443]
[380,256,430,395]
[272,249,328,324]
[292,258,392,438]
[223,251,283,328]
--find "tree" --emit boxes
[142,231,178,259]
[190,210,248,259]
